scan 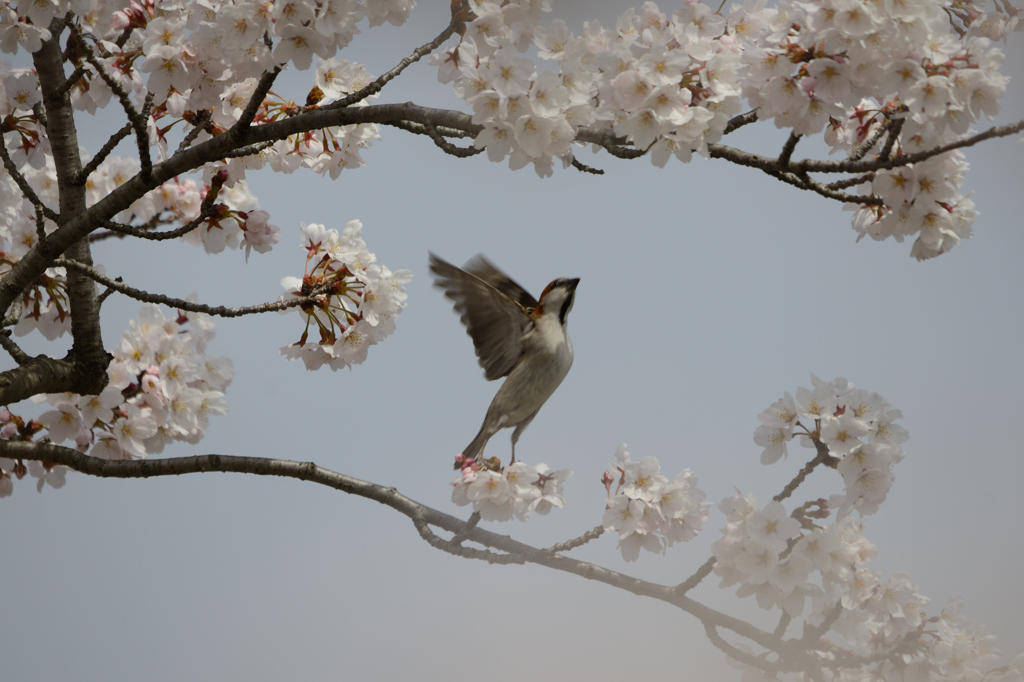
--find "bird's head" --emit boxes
[535,277,580,325]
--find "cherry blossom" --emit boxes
[451,457,572,522]
[602,444,710,561]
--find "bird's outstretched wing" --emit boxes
[429,253,536,381]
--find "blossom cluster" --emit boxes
[601,444,710,562]
[736,0,1013,260]
[712,492,1012,680]
[451,455,572,522]
[712,494,877,615]
[0,0,390,218]
[0,303,233,497]
[754,374,908,516]
[432,0,1018,258]
[0,0,410,110]
[278,219,410,372]
[433,1,743,176]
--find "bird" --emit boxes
[429,252,580,466]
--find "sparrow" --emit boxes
[429,252,580,465]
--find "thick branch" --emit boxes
[0,351,111,403]
[32,16,109,397]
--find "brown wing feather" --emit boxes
[429,253,534,381]
[460,254,538,310]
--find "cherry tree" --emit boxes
[2,0,1023,679]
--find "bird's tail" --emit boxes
[456,428,491,469]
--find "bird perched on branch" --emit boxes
[429,253,580,466]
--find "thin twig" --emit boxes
[53,62,87,101]
[877,117,905,162]
[1,299,23,328]
[779,132,801,168]
[389,119,473,139]
[704,624,786,675]
[709,118,1024,177]
[723,110,759,135]
[792,118,1024,174]
[774,612,792,638]
[76,123,133,183]
[96,281,118,308]
[89,214,162,243]
[676,555,717,593]
[849,118,893,162]
[413,517,526,565]
[33,204,47,241]
[54,258,327,318]
[677,443,831,594]
[424,121,485,157]
[450,511,481,546]
[326,8,464,111]
[570,156,604,175]
[222,141,275,159]
[137,92,155,181]
[66,23,150,164]
[802,601,843,644]
[0,331,31,365]
[175,110,212,155]
[0,125,60,223]
[545,525,605,553]
[826,173,874,191]
[774,443,829,503]
[228,42,280,133]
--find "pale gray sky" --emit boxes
[3,3,1024,681]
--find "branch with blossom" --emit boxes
[1,376,1015,680]
[0,0,1021,678]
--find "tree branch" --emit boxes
[0,351,111,404]
[788,118,1024,174]
[570,156,605,175]
[229,62,281,135]
[774,443,830,503]
[65,22,151,176]
[76,123,133,184]
[327,6,465,110]
[0,122,60,224]
[723,110,759,135]
[3,440,820,671]
[33,15,109,398]
[423,120,485,157]
[778,132,801,168]
[4,99,1017,333]
[0,330,31,365]
[175,110,212,155]
[54,258,333,319]
[676,443,832,595]
[545,524,605,553]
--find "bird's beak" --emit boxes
[568,278,580,291]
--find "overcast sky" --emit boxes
[3,3,1024,681]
